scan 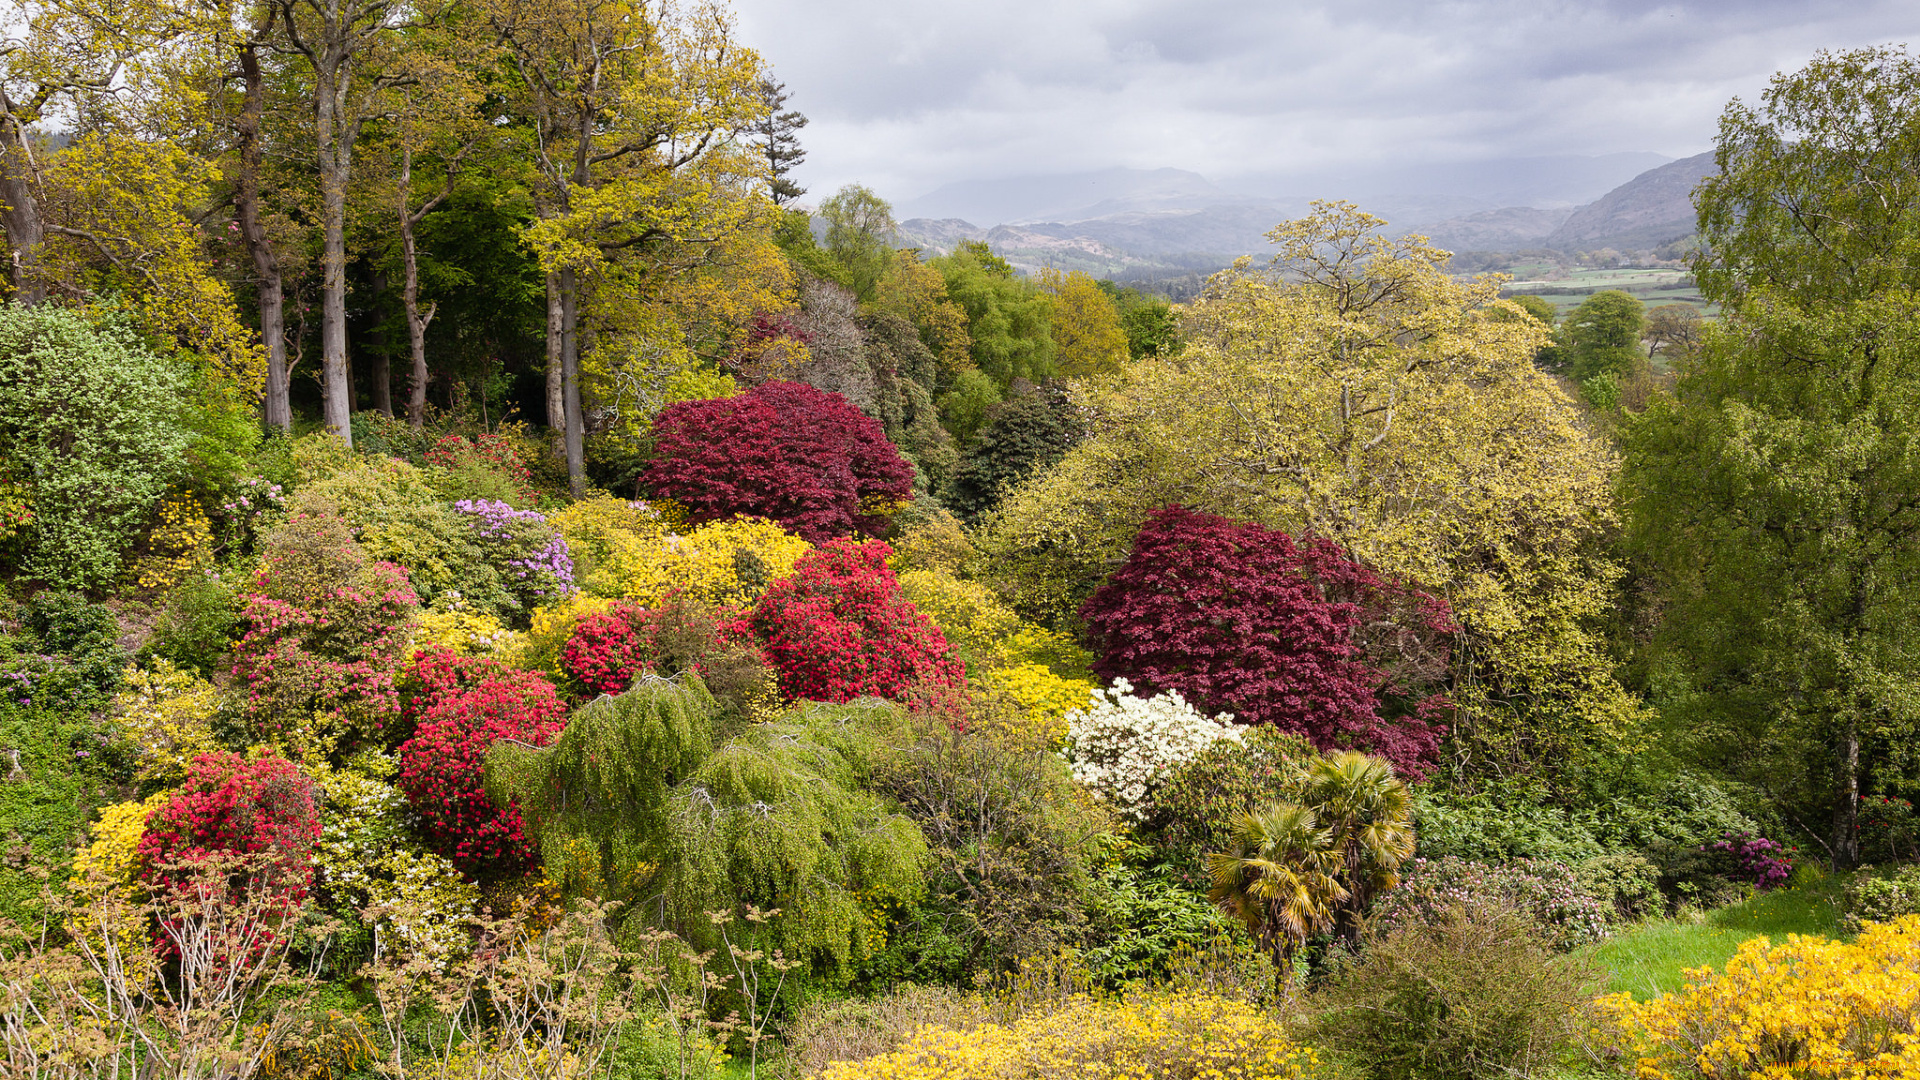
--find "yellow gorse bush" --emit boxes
[1599,915,1920,1078]
[815,990,1317,1080]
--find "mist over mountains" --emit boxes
[892,151,1710,281]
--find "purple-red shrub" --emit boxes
[641,381,915,542]
[139,751,322,907]
[1705,831,1794,890]
[230,510,418,744]
[396,649,566,880]
[1080,505,1456,779]
[745,538,963,703]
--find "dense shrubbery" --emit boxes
[746,539,963,702]
[1368,856,1612,950]
[0,307,191,589]
[1062,679,1240,822]
[138,751,322,907]
[230,509,418,748]
[395,649,567,879]
[643,381,916,542]
[1081,505,1455,777]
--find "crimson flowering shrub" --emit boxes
[395,648,567,880]
[1080,505,1456,779]
[562,610,649,695]
[641,381,915,542]
[230,510,418,744]
[745,538,963,702]
[138,750,322,907]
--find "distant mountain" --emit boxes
[1545,151,1715,251]
[1417,207,1575,253]
[889,152,1711,279]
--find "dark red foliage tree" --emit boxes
[139,751,322,906]
[641,381,915,542]
[745,538,964,702]
[1080,505,1456,779]
[396,649,568,880]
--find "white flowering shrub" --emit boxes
[314,763,480,964]
[1063,678,1242,821]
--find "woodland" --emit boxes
[1,0,1920,1073]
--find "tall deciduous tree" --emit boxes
[495,0,765,495]
[1695,44,1920,311]
[980,203,1636,781]
[278,0,425,444]
[1037,267,1127,379]
[817,182,894,301]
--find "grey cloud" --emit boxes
[730,0,1920,206]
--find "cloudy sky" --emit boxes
[728,0,1920,206]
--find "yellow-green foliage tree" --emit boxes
[980,202,1638,779]
[1037,267,1128,379]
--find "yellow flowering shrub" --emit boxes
[111,660,224,786]
[549,497,810,607]
[897,569,1023,667]
[134,491,214,591]
[1599,916,1920,1078]
[979,663,1095,748]
[815,990,1317,1080]
[416,605,520,656]
[70,793,171,976]
[512,593,618,679]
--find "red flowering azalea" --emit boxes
[745,538,963,702]
[139,751,322,907]
[396,649,567,880]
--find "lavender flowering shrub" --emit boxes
[1367,856,1612,951]
[451,500,574,621]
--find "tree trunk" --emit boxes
[237,42,290,431]
[316,94,353,443]
[399,147,435,430]
[0,91,45,306]
[559,266,584,497]
[1833,719,1861,867]
[545,269,565,450]
[369,267,392,417]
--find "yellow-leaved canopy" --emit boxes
[978,202,1640,779]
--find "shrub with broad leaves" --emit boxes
[1062,678,1243,823]
[138,751,322,909]
[1367,856,1612,951]
[745,539,963,703]
[642,381,916,542]
[1703,830,1794,890]
[1081,505,1455,779]
[395,649,567,880]
[450,499,574,618]
[230,510,418,745]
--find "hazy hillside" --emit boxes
[1545,151,1715,250]
[893,152,1710,278]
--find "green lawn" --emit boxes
[1586,882,1843,1001]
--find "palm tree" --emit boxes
[1295,751,1416,944]
[1207,802,1347,977]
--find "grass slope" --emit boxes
[1587,879,1842,1000]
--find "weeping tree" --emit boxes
[489,683,928,989]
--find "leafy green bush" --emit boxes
[1410,771,1761,865]
[1139,726,1316,888]
[0,701,128,921]
[1841,864,1920,933]
[3,591,126,712]
[1368,857,1612,951]
[293,458,510,614]
[1573,851,1662,922]
[1309,901,1599,1080]
[1081,851,1232,988]
[144,570,239,677]
[0,306,192,588]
